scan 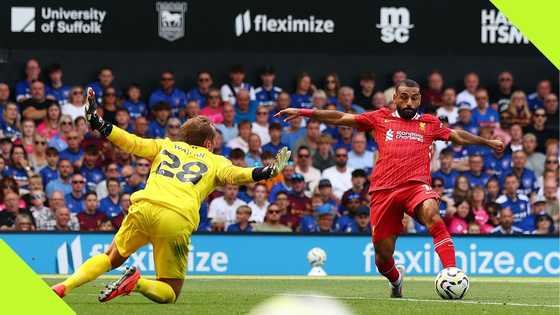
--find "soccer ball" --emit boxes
[307,247,327,267]
[435,267,469,300]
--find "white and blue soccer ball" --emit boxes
[307,247,327,267]
[435,267,470,300]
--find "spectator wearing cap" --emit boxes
[262,123,287,156]
[87,67,115,104]
[255,66,282,107]
[65,173,86,213]
[463,154,490,188]
[453,102,479,135]
[284,173,310,230]
[253,203,291,232]
[245,134,262,167]
[347,133,374,171]
[502,150,538,197]
[77,191,107,231]
[472,87,499,129]
[345,205,371,234]
[45,159,73,199]
[383,70,407,104]
[208,184,246,226]
[221,64,256,106]
[522,133,546,177]
[268,91,292,128]
[21,80,58,125]
[436,88,458,125]
[200,88,224,124]
[294,120,321,156]
[227,120,252,153]
[0,102,21,139]
[149,71,187,117]
[496,174,531,225]
[187,70,213,108]
[115,108,134,133]
[337,87,365,114]
[491,207,523,235]
[341,169,369,207]
[99,178,122,218]
[518,196,549,233]
[45,63,71,103]
[294,146,321,194]
[252,105,270,144]
[280,115,306,151]
[317,179,338,208]
[456,72,479,109]
[226,205,253,232]
[248,183,269,223]
[524,108,556,154]
[312,134,335,172]
[291,72,314,109]
[15,58,41,102]
[322,147,353,199]
[543,93,558,135]
[216,103,238,144]
[148,102,172,138]
[527,79,552,110]
[122,84,147,120]
[354,72,377,110]
[315,205,336,233]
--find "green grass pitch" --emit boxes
[44,276,560,315]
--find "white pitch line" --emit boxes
[281,293,560,309]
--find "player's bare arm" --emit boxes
[449,129,505,153]
[274,108,359,127]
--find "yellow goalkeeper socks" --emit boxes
[134,278,176,304]
[61,253,112,293]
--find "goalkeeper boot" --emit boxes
[390,265,405,298]
[51,284,66,298]
[98,266,140,303]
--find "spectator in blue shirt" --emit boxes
[453,103,479,135]
[122,84,147,120]
[501,150,539,197]
[115,108,135,133]
[0,102,21,139]
[527,80,552,110]
[322,73,341,105]
[280,116,306,151]
[472,88,499,128]
[226,205,253,232]
[65,173,86,213]
[491,207,524,235]
[45,64,70,104]
[234,89,257,124]
[262,123,287,155]
[245,134,262,167]
[432,149,460,196]
[496,174,531,225]
[40,147,60,186]
[346,205,372,234]
[517,197,549,233]
[59,130,84,167]
[347,133,374,171]
[291,72,313,109]
[216,103,238,144]
[220,64,256,106]
[5,145,32,190]
[463,154,490,188]
[484,149,512,179]
[269,171,294,203]
[187,70,213,108]
[149,71,186,117]
[79,145,105,192]
[268,91,292,128]
[336,86,365,114]
[45,159,73,197]
[15,58,41,102]
[99,178,122,218]
[148,102,171,138]
[87,67,115,104]
[255,66,282,107]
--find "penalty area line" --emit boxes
[281,293,560,309]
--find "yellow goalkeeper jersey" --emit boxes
[107,127,254,228]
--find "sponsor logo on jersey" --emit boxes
[234,10,335,37]
[480,9,529,44]
[385,128,394,141]
[11,6,107,34]
[157,2,188,42]
[377,7,413,43]
[386,129,424,143]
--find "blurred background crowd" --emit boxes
[0,59,558,235]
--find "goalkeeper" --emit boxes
[52,88,291,304]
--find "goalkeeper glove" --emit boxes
[85,87,113,137]
[252,147,292,181]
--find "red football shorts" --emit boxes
[369,181,440,242]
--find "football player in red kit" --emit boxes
[275,79,504,297]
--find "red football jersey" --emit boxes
[354,107,452,192]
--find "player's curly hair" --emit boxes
[180,116,216,147]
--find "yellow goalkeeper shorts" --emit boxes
[114,200,195,279]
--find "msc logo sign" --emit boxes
[377,7,413,44]
[11,7,36,32]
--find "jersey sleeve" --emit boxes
[354,111,378,132]
[214,155,254,186]
[431,119,452,141]
[107,126,165,160]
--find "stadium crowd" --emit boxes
[0,59,558,235]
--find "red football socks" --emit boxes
[429,220,456,268]
[376,256,401,284]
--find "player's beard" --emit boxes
[397,106,417,120]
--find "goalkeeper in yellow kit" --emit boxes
[51,88,291,304]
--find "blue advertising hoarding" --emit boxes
[1,233,558,277]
